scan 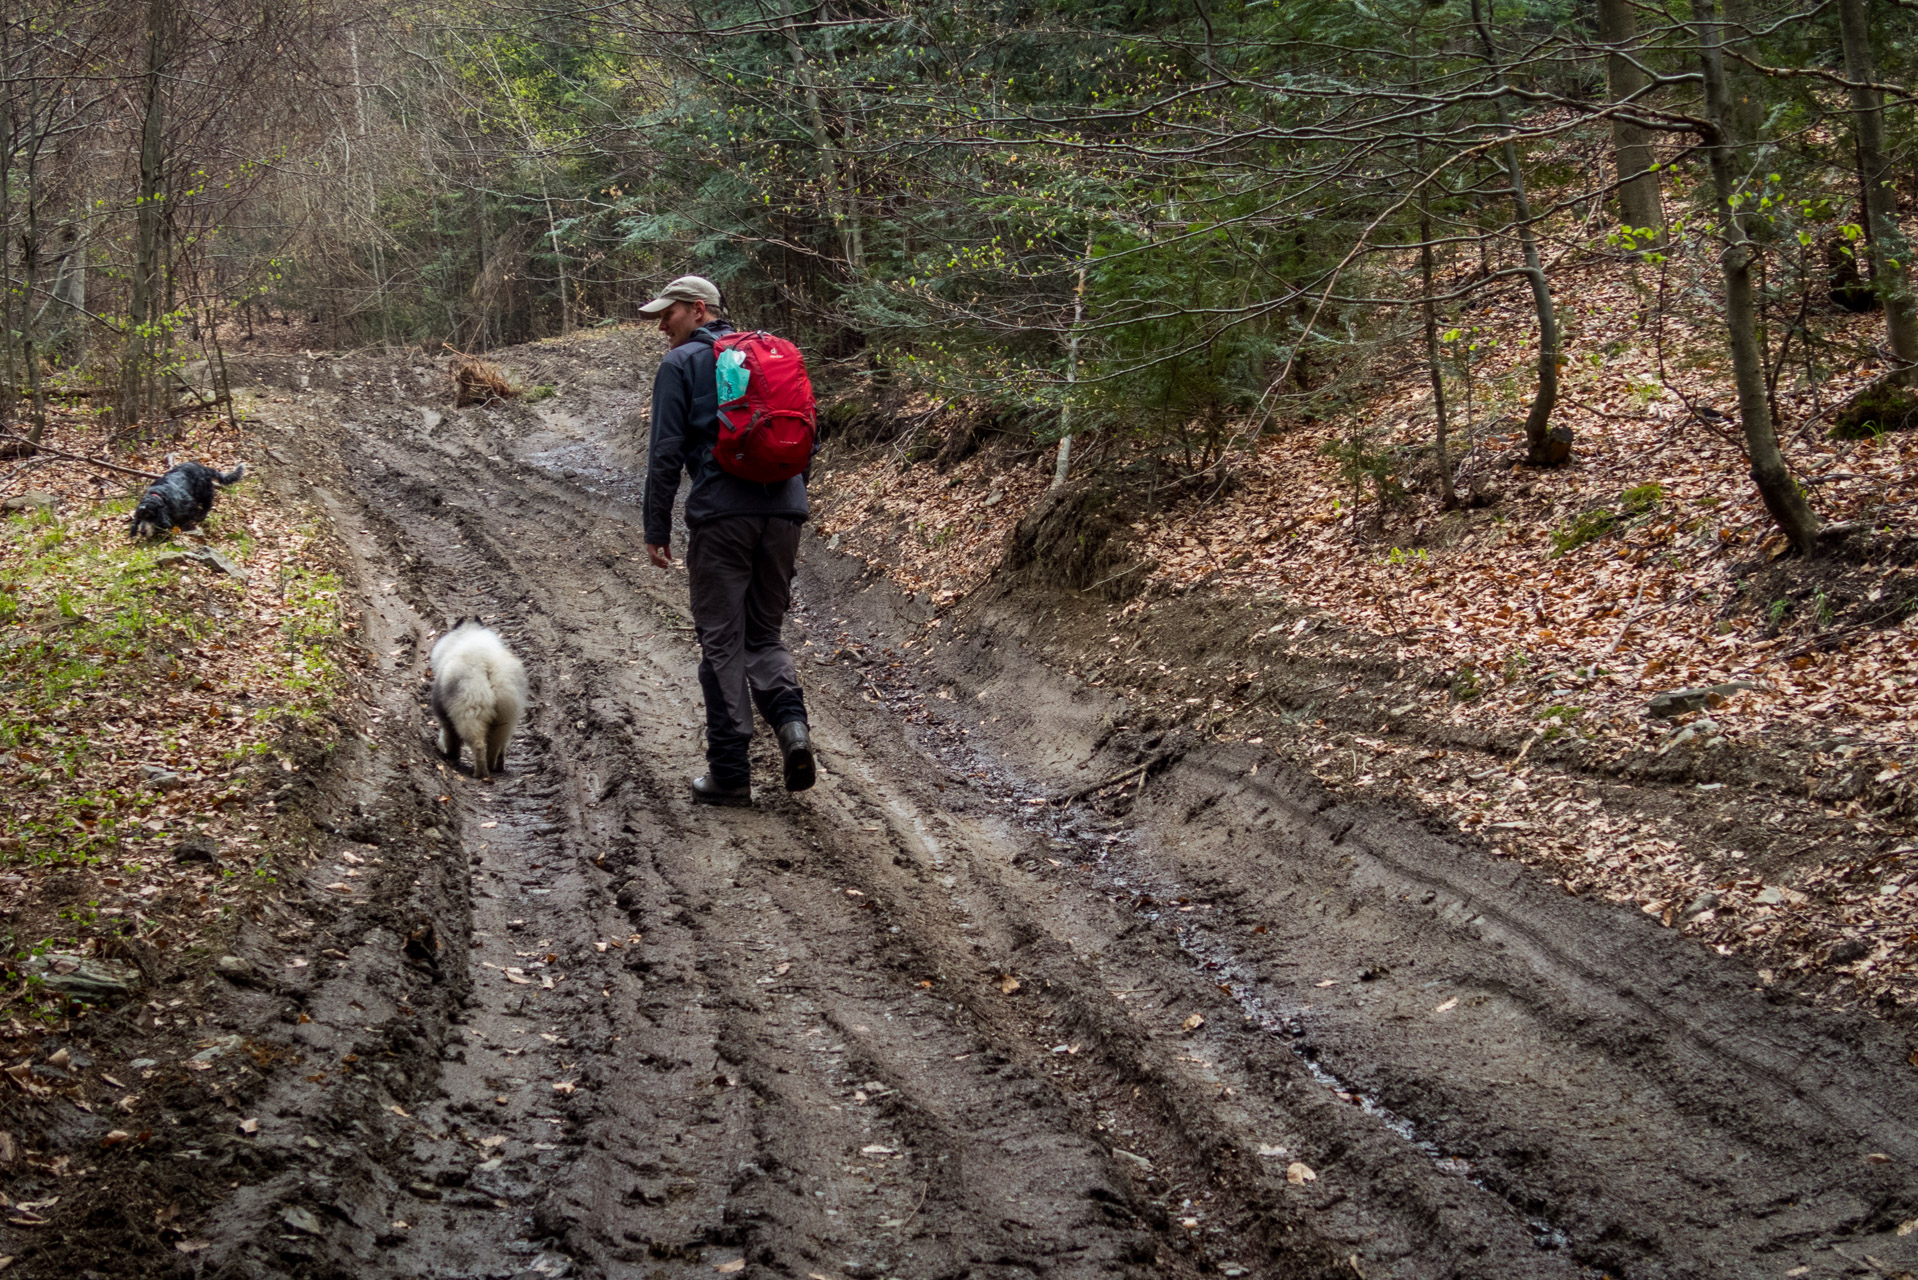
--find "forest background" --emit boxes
[5,0,1916,535]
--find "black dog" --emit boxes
[128,461,247,539]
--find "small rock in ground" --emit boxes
[3,491,54,516]
[203,551,247,581]
[1681,892,1720,919]
[173,834,221,864]
[280,1205,324,1236]
[1656,719,1721,756]
[1828,939,1871,965]
[216,955,255,982]
[190,1034,244,1063]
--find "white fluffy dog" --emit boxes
[429,620,528,780]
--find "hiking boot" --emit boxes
[777,721,816,792]
[690,774,751,806]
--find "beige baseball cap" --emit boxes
[638,275,722,315]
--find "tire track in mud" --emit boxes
[807,570,1918,1279]
[346,418,1271,1279]
[180,350,1918,1280]
[195,402,1220,1279]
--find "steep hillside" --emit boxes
[814,255,1918,1027]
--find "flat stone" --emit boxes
[280,1205,324,1236]
[25,953,136,1002]
[154,546,249,582]
[200,549,248,581]
[1646,681,1755,719]
[3,491,54,515]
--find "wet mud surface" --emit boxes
[12,336,1917,1279]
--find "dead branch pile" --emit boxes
[449,353,518,408]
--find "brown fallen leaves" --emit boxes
[814,251,1916,1022]
[0,410,352,1025]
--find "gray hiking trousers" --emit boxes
[685,515,808,787]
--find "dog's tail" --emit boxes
[214,462,247,486]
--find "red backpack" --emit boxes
[709,330,817,484]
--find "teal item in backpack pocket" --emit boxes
[715,347,750,404]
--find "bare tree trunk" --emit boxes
[1697,0,1819,554]
[477,43,572,337]
[22,77,43,445]
[1838,0,1918,378]
[348,26,367,140]
[44,213,88,364]
[120,0,167,431]
[540,174,571,335]
[1596,0,1663,239]
[1051,232,1093,490]
[1719,0,1765,157]
[1412,41,1458,508]
[1470,0,1567,466]
[0,53,14,438]
[1420,200,1456,508]
[781,16,862,272]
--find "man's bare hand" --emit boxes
[646,542,672,569]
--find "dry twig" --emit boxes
[0,432,162,481]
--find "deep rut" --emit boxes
[174,342,1918,1280]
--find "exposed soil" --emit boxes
[5,329,1918,1280]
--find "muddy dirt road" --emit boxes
[106,336,1918,1280]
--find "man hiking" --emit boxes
[640,274,817,804]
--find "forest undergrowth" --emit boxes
[814,251,1918,1033]
[0,410,358,1036]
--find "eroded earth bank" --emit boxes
[8,333,1918,1280]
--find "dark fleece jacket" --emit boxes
[642,321,809,549]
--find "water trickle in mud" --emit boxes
[520,407,647,503]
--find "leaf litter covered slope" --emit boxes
[814,252,1918,1032]
[0,411,357,1230]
